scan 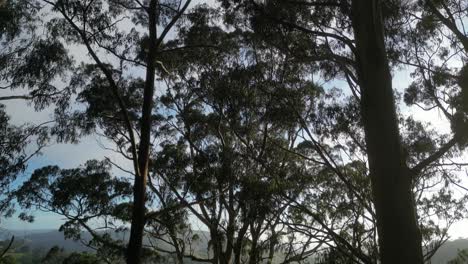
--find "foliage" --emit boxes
[2,0,468,263]
[448,249,468,264]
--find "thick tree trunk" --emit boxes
[126,0,158,263]
[350,1,423,263]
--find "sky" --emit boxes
[1,0,468,243]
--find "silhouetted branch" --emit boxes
[411,136,458,175]
[0,236,14,258]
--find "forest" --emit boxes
[1,0,468,263]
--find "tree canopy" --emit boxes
[2,0,468,263]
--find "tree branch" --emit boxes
[284,0,341,7]
[46,0,141,177]
[155,0,192,48]
[426,0,468,52]
[0,236,14,258]
[0,95,32,101]
[411,136,458,175]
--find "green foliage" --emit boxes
[315,247,354,264]
[15,160,131,258]
[448,249,468,264]
[0,104,49,217]
[0,0,39,40]
[41,246,66,264]
[0,256,17,264]
[3,0,468,263]
[458,66,468,108]
[62,252,101,264]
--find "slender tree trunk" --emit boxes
[247,224,261,264]
[169,230,185,264]
[350,0,423,263]
[126,0,158,263]
[210,228,223,264]
[223,216,235,264]
[266,228,276,264]
[233,222,248,264]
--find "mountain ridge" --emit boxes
[1,229,466,263]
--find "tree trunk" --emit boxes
[169,230,185,264]
[350,0,423,263]
[210,228,223,264]
[126,0,158,263]
[233,222,248,264]
[247,224,261,264]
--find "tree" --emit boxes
[0,108,48,217]
[62,252,102,264]
[0,0,56,219]
[2,0,192,263]
[41,246,66,264]
[153,7,321,263]
[216,0,468,263]
[0,236,14,261]
[448,249,468,264]
[7,0,468,263]
[15,160,132,259]
[350,1,423,262]
[0,256,17,264]
[399,0,468,257]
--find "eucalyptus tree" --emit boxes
[402,1,468,153]
[351,1,423,261]
[216,0,468,263]
[399,0,468,256]
[0,109,49,218]
[15,160,133,262]
[0,3,64,261]
[6,0,468,264]
[0,0,65,220]
[152,6,324,263]
[2,0,193,262]
[13,3,346,263]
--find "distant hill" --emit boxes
[2,229,468,263]
[1,229,211,259]
[20,230,92,252]
[0,229,97,252]
[430,238,468,264]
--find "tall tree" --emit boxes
[2,0,192,262]
[7,0,468,263]
[154,6,323,263]
[217,0,468,262]
[350,1,422,262]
